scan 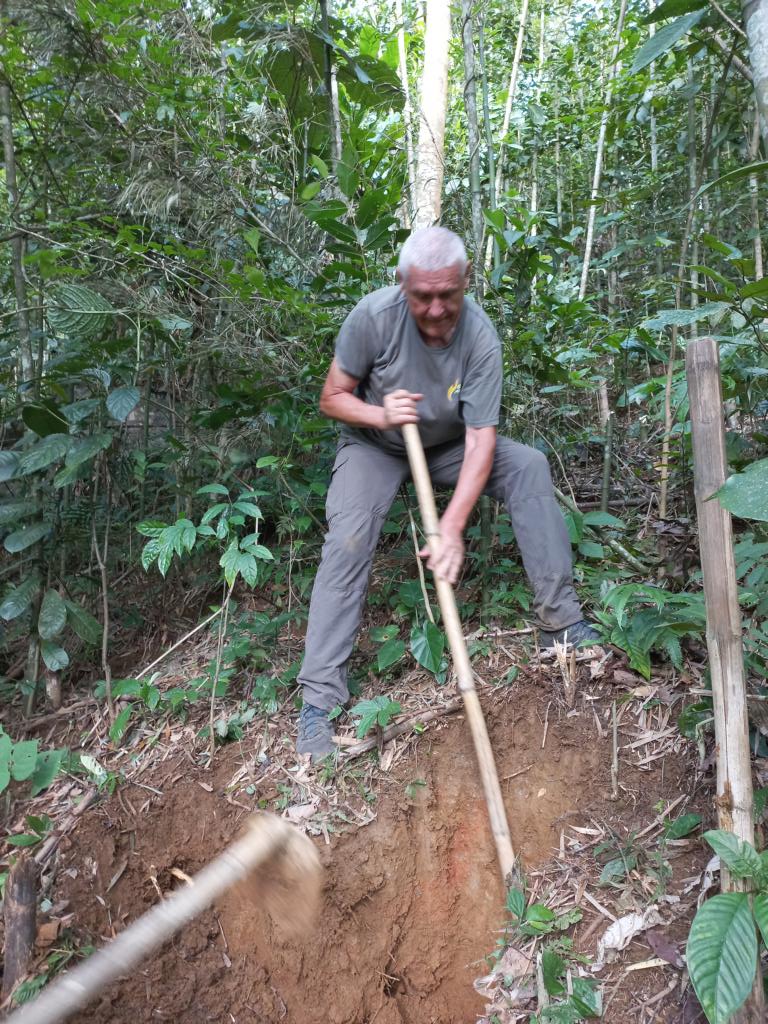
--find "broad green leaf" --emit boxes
[630,9,707,74]
[29,749,65,796]
[377,639,405,672]
[38,590,67,639]
[63,432,113,470]
[645,0,707,22]
[582,511,626,529]
[0,733,10,793]
[0,575,40,621]
[578,540,604,559]
[62,398,101,424]
[300,181,322,201]
[4,521,51,553]
[642,300,729,330]
[716,460,768,522]
[0,501,37,525]
[40,640,69,671]
[696,162,768,202]
[106,386,140,421]
[48,283,115,337]
[570,977,602,1018]
[370,625,399,643]
[109,705,133,743]
[740,278,768,299]
[243,228,260,253]
[6,834,41,847]
[410,621,445,674]
[541,948,566,996]
[704,830,762,879]
[687,893,757,1024]
[256,455,278,468]
[22,402,68,437]
[664,812,702,839]
[9,739,39,781]
[17,434,70,476]
[0,451,19,481]
[350,696,401,739]
[157,315,192,332]
[197,483,229,496]
[64,599,101,645]
[506,886,525,921]
[220,540,258,586]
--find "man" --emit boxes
[296,226,597,760]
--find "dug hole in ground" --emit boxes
[30,631,713,1024]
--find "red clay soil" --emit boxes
[51,689,701,1024]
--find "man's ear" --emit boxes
[396,268,403,284]
[464,262,472,287]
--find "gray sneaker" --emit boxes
[296,703,336,762]
[540,620,600,651]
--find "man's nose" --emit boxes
[428,299,444,318]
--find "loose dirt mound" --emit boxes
[51,685,698,1023]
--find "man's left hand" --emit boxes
[419,522,465,585]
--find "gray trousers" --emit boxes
[298,437,582,711]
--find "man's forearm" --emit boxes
[319,390,387,430]
[441,429,496,531]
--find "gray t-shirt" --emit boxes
[334,285,502,453]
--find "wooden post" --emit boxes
[686,336,764,1020]
[402,423,517,887]
[2,855,38,1003]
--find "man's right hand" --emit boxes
[382,389,423,428]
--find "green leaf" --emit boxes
[0,734,10,794]
[29,749,65,797]
[17,434,70,476]
[696,162,768,202]
[578,540,604,559]
[8,738,38,782]
[541,948,566,996]
[740,278,768,299]
[645,0,707,22]
[687,893,757,1024]
[106,386,140,422]
[630,9,707,74]
[243,228,261,253]
[4,521,51,553]
[219,540,258,587]
[704,830,762,879]
[377,639,405,672]
[64,432,113,470]
[256,455,279,468]
[197,483,230,496]
[6,833,41,847]
[410,621,445,674]
[0,451,19,481]
[370,625,399,643]
[522,903,556,935]
[582,511,626,529]
[0,500,38,525]
[48,283,115,337]
[300,181,323,201]
[570,977,602,1018]
[642,300,729,330]
[716,459,768,522]
[109,705,133,743]
[350,696,401,738]
[21,402,68,437]
[38,590,67,639]
[0,575,40,621]
[664,812,702,839]
[64,599,101,645]
[40,640,69,672]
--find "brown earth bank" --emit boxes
[44,680,707,1024]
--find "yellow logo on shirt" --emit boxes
[447,379,462,401]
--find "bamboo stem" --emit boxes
[402,423,517,886]
[686,337,764,1021]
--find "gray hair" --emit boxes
[397,226,467,280]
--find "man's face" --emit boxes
[400,262,469,344]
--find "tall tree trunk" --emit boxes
[319,0,342,170]
[413,0,452,227]
[493,0,529,207]
[461,0,483,295]
[742,0,768,153]
[749,108,764,277]
[395,0,417,224]
[578,0,628,301]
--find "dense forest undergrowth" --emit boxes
[3,0,768,1021]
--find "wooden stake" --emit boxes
[686,336,764,1020]
[2,855,38,1003]
[402,423,517,886]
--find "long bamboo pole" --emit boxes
[686,337,764,1022]
[402,423,517,886]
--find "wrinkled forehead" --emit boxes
[402,263,466,294]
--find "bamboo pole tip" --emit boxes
[238,815,323,936]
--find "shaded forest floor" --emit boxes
[2,612,717,1023]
